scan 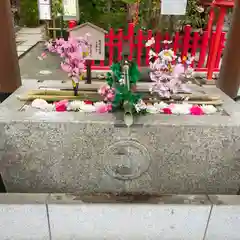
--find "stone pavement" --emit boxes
[16,26,43,58]
[0,193,240,240]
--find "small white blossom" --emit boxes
[201,105,217,114]
[134,100,147,113]
[162,40,172,44]
[146,105,158,114]
[145,37,155,47]
[119,78,124,85]
[159,49,176,62]
[154,101,169,110]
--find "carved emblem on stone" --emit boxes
[102,140,151,180]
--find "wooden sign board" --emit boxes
[38,0,51,20]
[68,22,107,61]
[161,0,187,15]
[63,0,80,21]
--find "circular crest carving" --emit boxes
[102,140,151,180]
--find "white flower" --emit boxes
[159,49,176,62]
[81,104,96,112]
[162,40,172,44]
[94,101,105,108]
[67,100,83,111]
[201,105,217,114]
[145,37,155,47]
[154,101,168,110]
[68,100,96,112]
[119,78,124,85]
[171,103,192,115]
[149,49,157,59]
[146,105,158,114]
[31,99,54,111]
[134,100,147,113]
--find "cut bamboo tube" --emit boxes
[18,95,102,102]
[26,89,220,102]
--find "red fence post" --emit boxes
[128,23,135,61]
[191,31,200,67]
[198,31,208,68]
[108,28,114,66]
[136,29,143,66]
[215,32,226,68]
[155,31,161,54]
[207,6,226,80]
[182,25,191,57]
[145,30,152,65]
[117,29,123,62]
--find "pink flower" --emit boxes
[163,108,172,114]
[95,102,112,113]
[107,92,114,101]
[84,100,93,105]
[54,100,68,112]
[61,62,71,73]
[190,105,204,115]
[107,104,112,111]
[96,105,109,113]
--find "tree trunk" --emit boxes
[217,0,240,98]
[0,0,21,96]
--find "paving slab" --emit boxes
[0,194,49,240]
[205,195,240,240]
[48,200,211,240]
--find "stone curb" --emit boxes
[0,194,240,239]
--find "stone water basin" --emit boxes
[0,80,240,194]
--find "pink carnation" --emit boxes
[163,108,172,114]
[54,100,68,112]
[190,105,204,115]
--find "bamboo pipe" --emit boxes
[26,90,220,101]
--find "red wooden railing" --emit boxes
[90,23,226,73]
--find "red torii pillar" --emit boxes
[206,0,234,81]
[217,0,240,98]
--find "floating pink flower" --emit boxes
[163,108,172,114]
[54,100,68,112]
[95,102,112,113]
[84,100,93,105]
[190,105,204,115]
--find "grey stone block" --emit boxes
[48,201,211,240]
[0,80,240,194]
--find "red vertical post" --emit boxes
[172,31,180,64]
[136,29,143,66]
[182,25,191,57]
[215,32,226,68]
[108,28,114,66]
[145,30,152,65]
[128,23,135,61]
[207,7,215,40]
[191,32,200,67]
[206,32,216,67]
[198,31,208,68]
[173,31,180,54]
[155,31,161,54]
[207,6,226,80]
[163,32,170,49]
[117,29,123,62]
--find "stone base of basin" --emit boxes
[0,80,240,194]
